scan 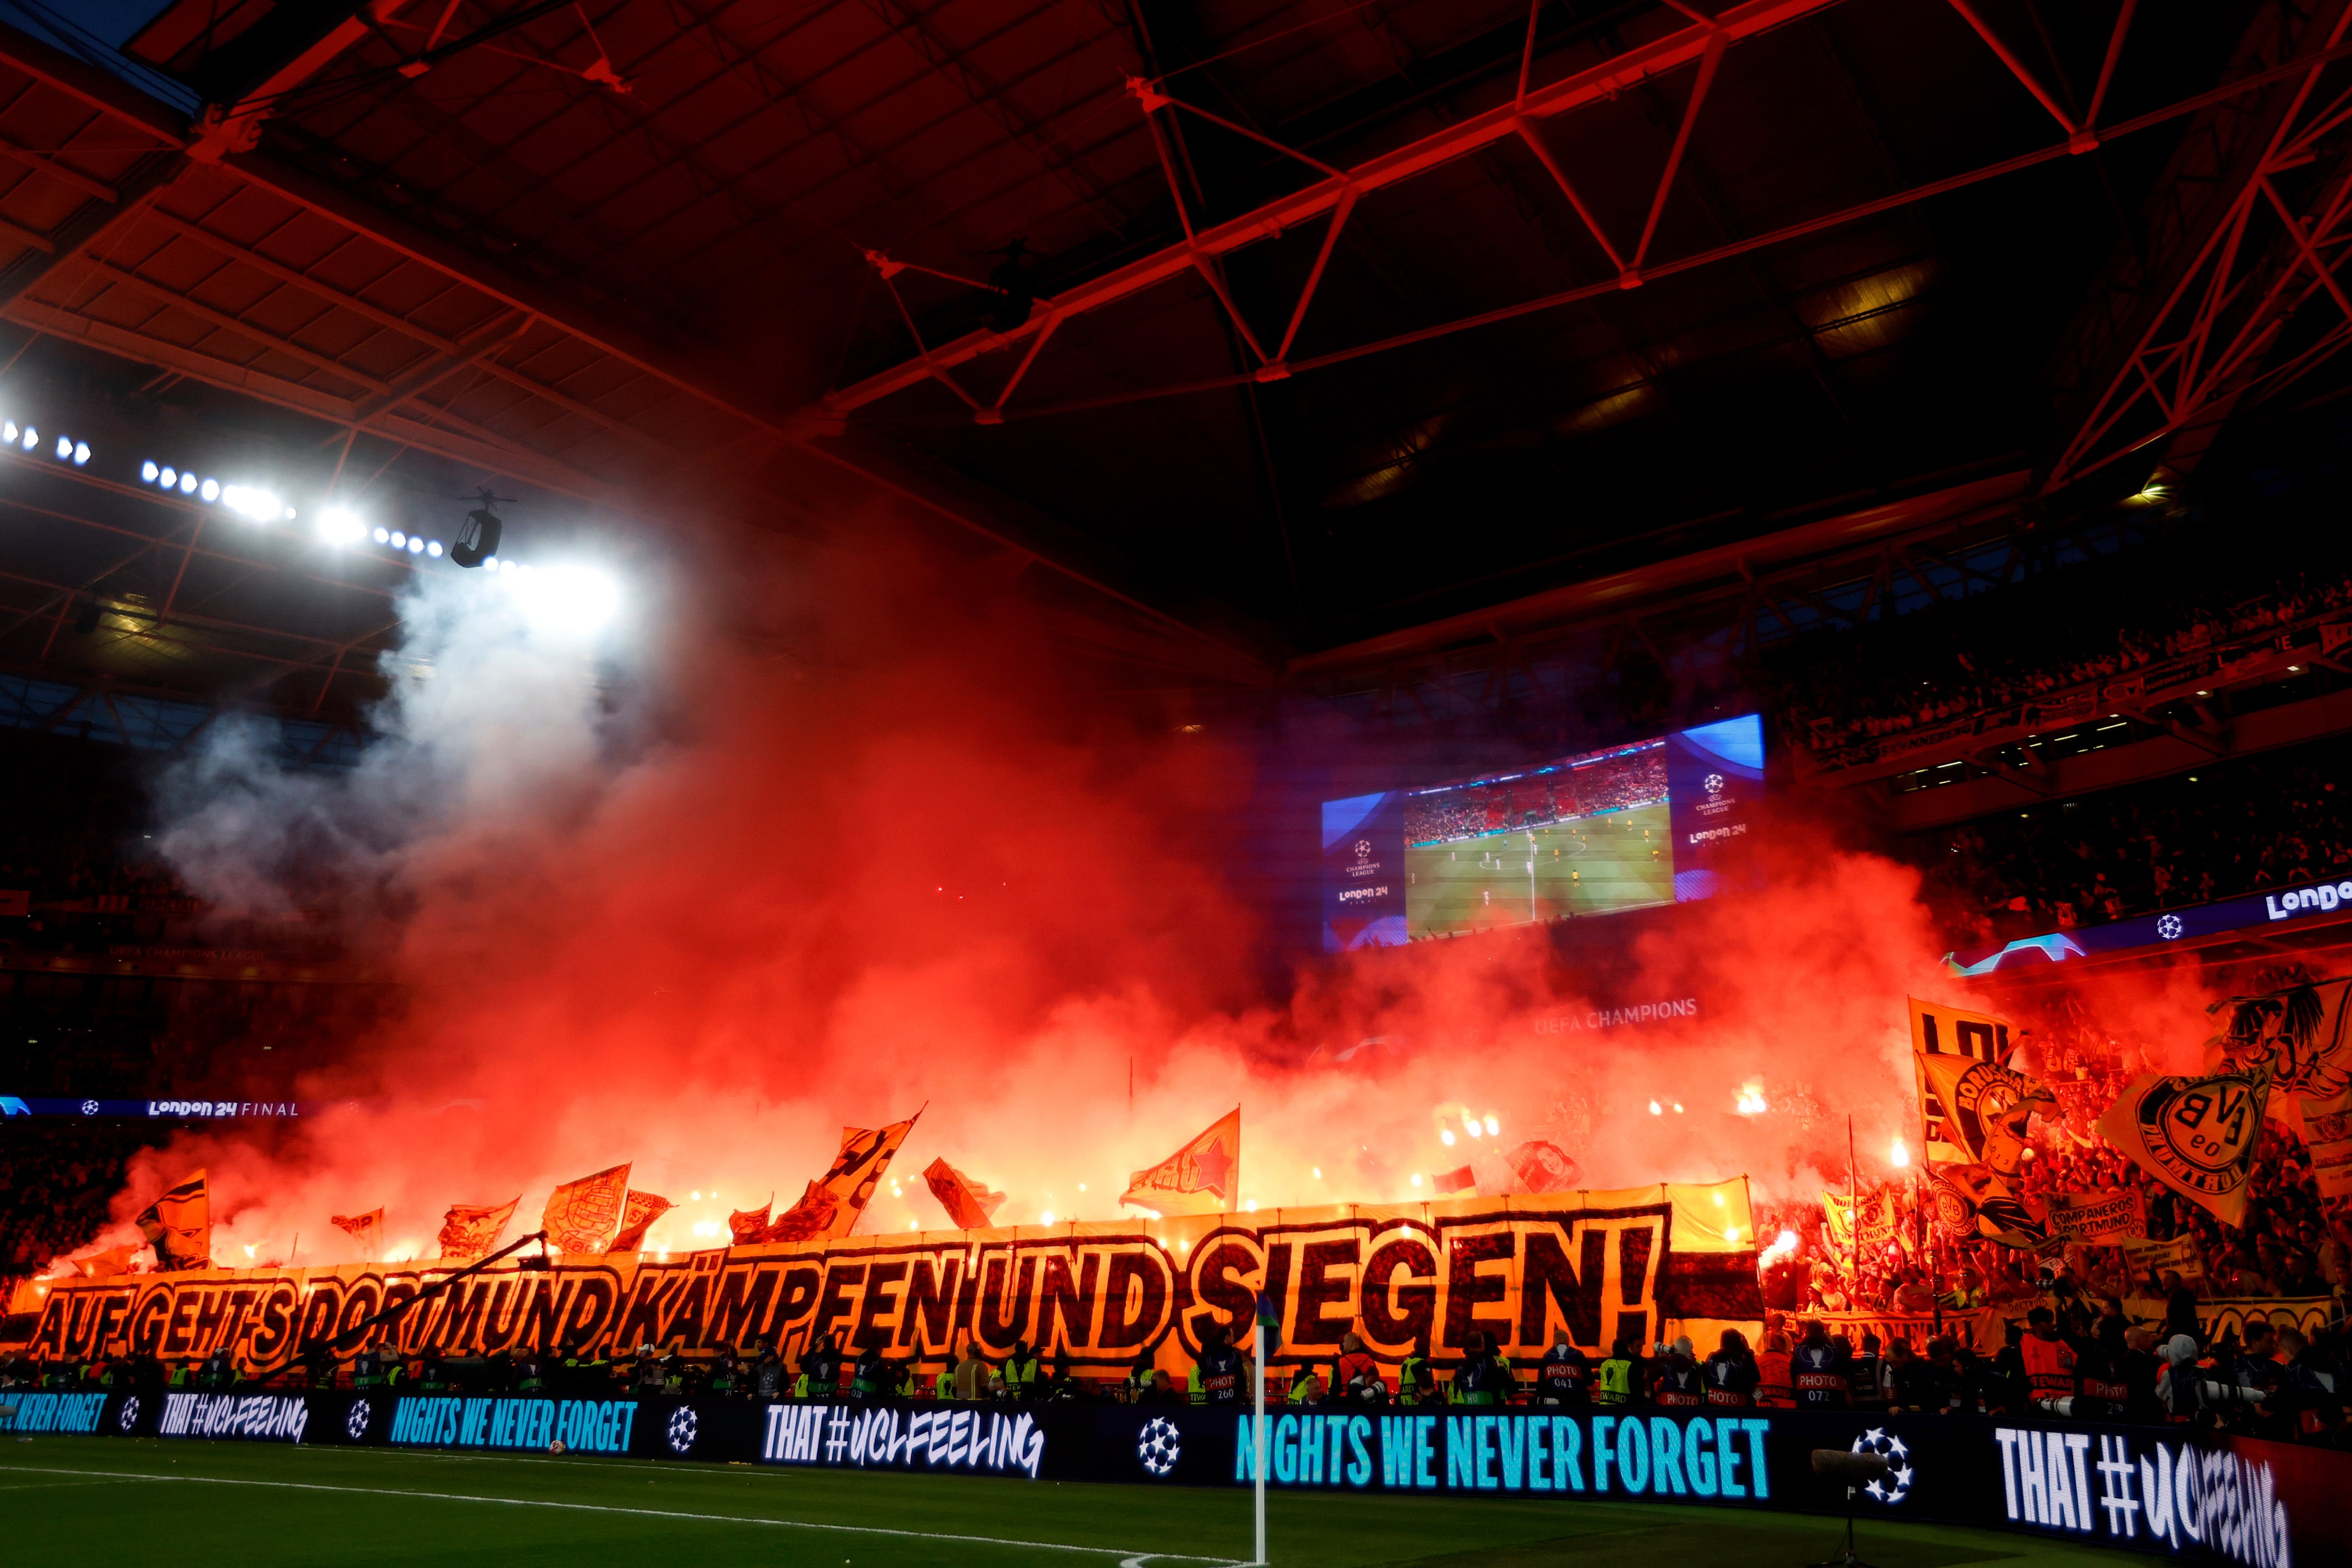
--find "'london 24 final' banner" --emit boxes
[2,1186,1760,1383]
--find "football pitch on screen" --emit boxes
[1406,802,1673,936]
[0,1436,2143,1567]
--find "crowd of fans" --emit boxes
[1903,732,2352,943]
[1764,542,2352,751]
[1404,747,1669,844]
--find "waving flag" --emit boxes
[75,1243,140,1279]
[1915,1048,2059,1252]
[610,1190,673,1252]
[2099,1062,2270,1226]
[922,1158,1005,1231]
[436,1197,519,1260]
[136,1171,211,1272]
[1121,1107,1240,1217]
[330,1208,384,1260]
[1504,1140,1581,1193]
[542,1163,631,1253]
[1909,996,2015,1164]
[766,1116,918,1243]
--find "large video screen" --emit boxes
[1321,714,1764,952]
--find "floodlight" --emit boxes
[372,527,389,544]
[481,555,499,572]
[222,484,281,520]
[406,535,423,554]
[390,531,406,549]
[53,434,70,459]
[2,422,14,443]
[20,425,36,450]
[178,472,197,494]
[515,563,621,636]
[317,507,366,546]
[199,478,220,503]
[71,443,88,466]
[426,540,443,557]
[159,466,177,488]
[141,460,158,482]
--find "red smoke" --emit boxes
[61,531,2229,1274]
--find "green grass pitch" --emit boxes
[0,1435,2143,1567]
[1405,803,1674,937]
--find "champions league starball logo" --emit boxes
[666,1405,698,1455]
[1704,773,1725,795]
[2158,913,2184,940]
[345,1400,373,1441]
[1851,1428,1913,1504]
[1136,1417,1181,1477]
[81,1100,99,1115]
[117,1396,141,1433]
[1353,839,1373,862]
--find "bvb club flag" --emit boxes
[2098,1062,2271,1226]
[1822,1189,1909,1260]
[437,1197,519,1260]
[1122,1107,1240,1217]
[542,1163,631,1253]
[1914,1048,2060,1252]
[923,1157,1005,1231]
[767,1116,919,1243]
[136,1170,210,1272]
[610,1190,674,1253]
[1909,996,2015,1164]
[330,1209,384,1260]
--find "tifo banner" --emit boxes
[2043,1187,2147,1245]
[2209,976,2352,1103]
[2,1185,1759,1383]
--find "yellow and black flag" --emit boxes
[1121,1107,1240,1217]
[767,1115,919,1243]
[436,1197,519,1260]
[922,1158,1004,1231]
[136,1170,210,1272]
[1909,996,2015,1165]
[610,1190,673,1253]
[2098,1062,2271,1226]
[330,1208,384,1261]
[542,1163,631,1254]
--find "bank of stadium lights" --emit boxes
[2,419,87,464]
[138,460,296,522]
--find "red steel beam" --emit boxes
[823,0,1843,415]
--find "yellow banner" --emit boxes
[4,1183,1756,1381]
[2098,1064,2270,1226]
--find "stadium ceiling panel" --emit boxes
[0,0,2341,676]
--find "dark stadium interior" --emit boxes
[0,2,2350,1545]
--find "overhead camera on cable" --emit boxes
[449,487,509,568]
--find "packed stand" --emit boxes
[1762,527,2352,751]
[1902,732,2352,944]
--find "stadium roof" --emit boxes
[0,0,2346,710]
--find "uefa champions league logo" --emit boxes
[1136,1417,1181,1477]
[345,1399,372,1441]
[666,1405,698,1455]
[80,1100,99,1115]
[1704,773,1725,795]
[117,1396,140,1433]
[1851,1428,1913,1504]
[2158,913,2184,940]
[1353,839,1372,862]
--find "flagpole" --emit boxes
[1846,1114,1858,1275]
[1253,1314,1268,1565]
